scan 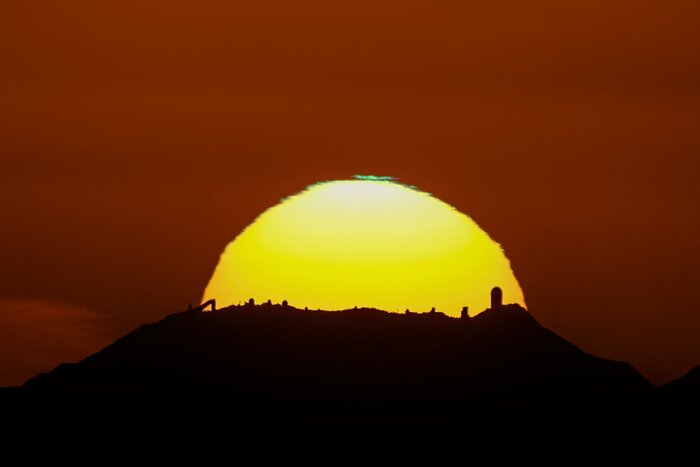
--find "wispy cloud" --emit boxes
[0,299,114,387]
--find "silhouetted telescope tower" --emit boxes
[491,286,503,310]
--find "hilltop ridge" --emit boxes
[1,300,659,427]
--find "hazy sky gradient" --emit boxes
[1,1,698,385]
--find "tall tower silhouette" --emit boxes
[491,287,503,309]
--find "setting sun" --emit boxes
[203,177,525,316]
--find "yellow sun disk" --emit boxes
[203,180,525,316]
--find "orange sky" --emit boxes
[1,1,699,386]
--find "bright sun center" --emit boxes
[203,178,525,316]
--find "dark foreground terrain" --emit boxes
[1,303,697,431]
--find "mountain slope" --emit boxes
[660,365,700,400]
[5,303,653,424]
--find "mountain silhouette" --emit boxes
[660,365,700,401]
[2,302,666,429]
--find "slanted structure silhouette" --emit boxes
[491,287,503,309]
[189,299,216,312]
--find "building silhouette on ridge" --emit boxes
[491,286,503,310]
[196,286,507,317]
